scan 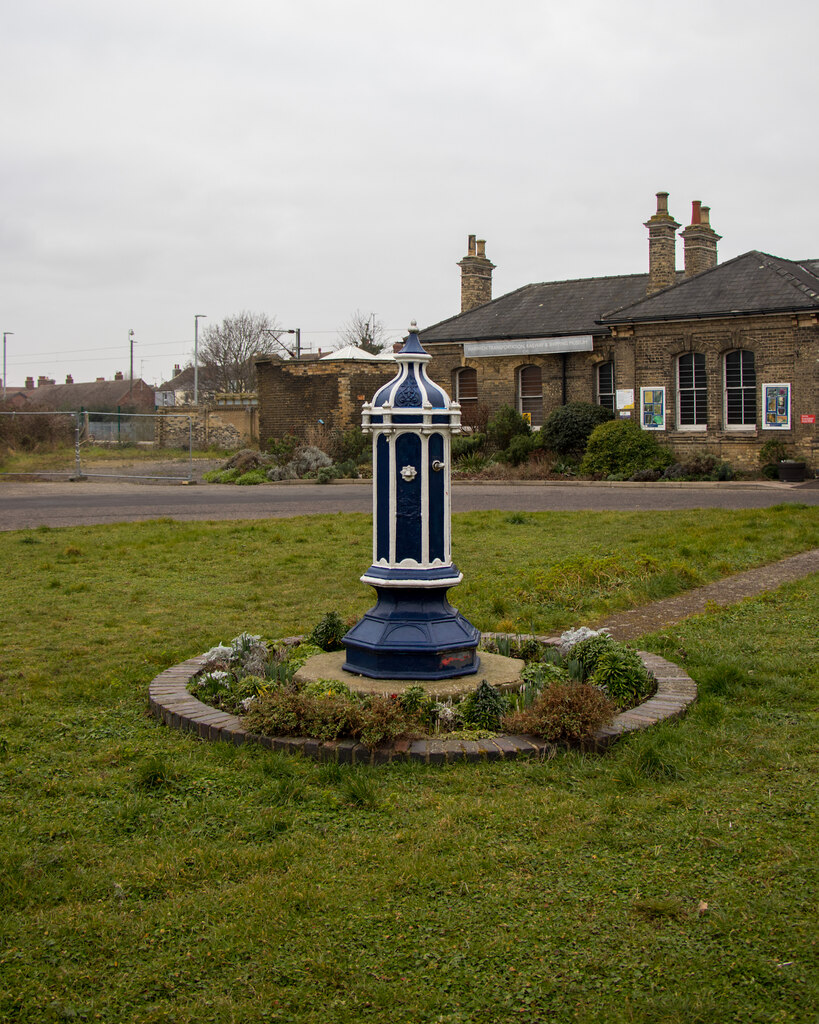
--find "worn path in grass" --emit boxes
[1,476,818,528]
[596,547,819,640]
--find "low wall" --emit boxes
[154,407,257,449]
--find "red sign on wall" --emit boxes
[801,414,816,424]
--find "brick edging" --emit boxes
[148,647,696,764]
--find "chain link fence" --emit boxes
[0,410,196,482]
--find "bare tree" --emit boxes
[336,310,392,354]
[198,311,282,393]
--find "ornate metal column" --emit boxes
[342,322,480,680]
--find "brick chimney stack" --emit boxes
[680,200,721,277]
[114,371,124,380]
[644,192,680,295]
[25,376,34,389]
[65,374,74,384]
[457,234,495,312]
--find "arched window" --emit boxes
[597,362,615,411]
[724,350,756,427]
[517,365,543,428]
[677,353,707,428]
[454,367,477,406]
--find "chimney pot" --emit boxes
[65,374,73,384]
[114,371,124,380]
[645,193,679,294]
[173,363,181,376]
[681,201,720,277]
[457,235,495,311]
[37,375,48,387]
[25,376,34,389]
[96,377,105,382]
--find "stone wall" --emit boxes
[256,358,397,446]
[154,407,257,450]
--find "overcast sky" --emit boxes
[2,0,817,387]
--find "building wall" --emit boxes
[613,313,818,469]
[256,359,397,446]
[425,313,817,470]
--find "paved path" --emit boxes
[597,548,819,640]
[1,477,818,530]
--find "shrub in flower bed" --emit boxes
[187,618,655,749]
[503,682,614,741]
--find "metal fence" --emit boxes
[0,409,196,482]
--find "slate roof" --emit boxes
[22,379,155,411]
[419,272,683,343]
[600,251,819,324]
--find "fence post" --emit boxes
[73,412,82,478]
[188,416,193,483]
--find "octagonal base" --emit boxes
[342,585,481,680]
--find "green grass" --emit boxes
[0,509,817,1023]
[0,445,226,473]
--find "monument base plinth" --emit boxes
[294,650,525,702]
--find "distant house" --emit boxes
[155,364,220,407]
[418,194,818,471]
[8,374,156,413]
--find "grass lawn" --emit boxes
[0,445,223,475]
[0,508,817,1023]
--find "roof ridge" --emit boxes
[755,252,819,302]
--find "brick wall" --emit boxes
[612,313,818,469]
[256,358,398,446]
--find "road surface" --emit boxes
[1,478,817,530]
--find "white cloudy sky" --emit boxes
[2,0,817,386]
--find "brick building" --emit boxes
[255,348,397,446]
[417,194,818,471]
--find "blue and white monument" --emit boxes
[342,322,481,680]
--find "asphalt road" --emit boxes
[1,478,818,530]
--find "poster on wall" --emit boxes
[616,389,634,411]
[762,384,791,430]
[640,387,665,430]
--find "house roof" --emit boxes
[24,379,154,410]
[599,251,819,324]
[419,272,685,343]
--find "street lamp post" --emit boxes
[3,333,13,401]
[194,315,207,405]
[129,329,135,394]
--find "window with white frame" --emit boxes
[454,366,477,406]
[724,350,756,428]
[517,365,543,428]
[677,353,707,428]
[597,362,615,411]
[762,383,791,430]
[640,387,666,430]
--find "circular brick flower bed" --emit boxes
[148,643,697,765]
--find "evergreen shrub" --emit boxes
[540,402,615,457]
[580,420,674,477]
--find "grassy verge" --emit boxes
[0,445,228,474]
[0,510,817,1023]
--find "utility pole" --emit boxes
[2,332,13,401]
[129,329,135,394]
[194,314,207,405]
